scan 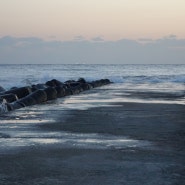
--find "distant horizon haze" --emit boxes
[0,35,185,64]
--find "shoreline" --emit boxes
[0,101,185,184]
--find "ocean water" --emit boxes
[0,64,185,89]
[0,64,184,104]
[0,64,185,152]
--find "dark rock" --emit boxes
[0,93,18,103]
[16,96,36,107]
[0,86,32,99]
[104,79,111,84]
[29,90,47,104]
[68,82,81,88]
[100,79,111,85]
[10,90,47,110]
[53,79,64,86]
[32,84,48,91]
[71,86,82,95]
[6,103,14,111]
[88,82,95,88]
[64,88,73,96]
[77,78,86,84]
[87,83,94,89]
[44,87,57,100]
[46,79,64,87]
[65,80,75,85]
[55,86,66,98]
[81,83,90,91]
[63,84,71,89]
[10,102,25,110]
[45,80,56,87]
[91,81,100,87]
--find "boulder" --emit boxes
[55,86,66,98]
[31,84,48,91]
[46,79,64,87]
[44,87,57,100]
[64,88,73,96]
[0,94,18,103]
[80,83,91,91]
[0,86,32,99]
[10,90,47,110]
[77,78,86,84]
[68,82,81,87]
[71,86,82,95]
[28,89,47,104]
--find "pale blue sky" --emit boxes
[0,0,185,40]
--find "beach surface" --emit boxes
[0,97,185,185]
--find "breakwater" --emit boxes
[0,78,111,114]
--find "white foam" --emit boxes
[0,99,8,114]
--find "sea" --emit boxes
[0,64,185,152]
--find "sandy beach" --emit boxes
[0,100,185,185]
[0,1,185,183]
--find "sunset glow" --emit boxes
[0,0,185,40]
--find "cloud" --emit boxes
[163,34,177,39]
[0,36,185,64]
[138,38,154,43]
[73,35,86,41]
[91,37,104,42]
[48,35,57,39]
[168,34,177,39]
[0,36,17,46]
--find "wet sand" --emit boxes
[0,102,185,185]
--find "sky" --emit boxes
[0,0,185,64]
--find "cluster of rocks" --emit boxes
[0,78,111,114]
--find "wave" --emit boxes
[0,64,185,89]
[0,74,184,90]
[108,75,185,84]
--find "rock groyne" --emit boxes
[0,78,111,114]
